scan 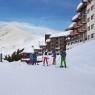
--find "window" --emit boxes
[87,8,90,14]
[91,24,94,29]
[91,33,94,38]
[91,5,94,11]
[88,35,90,40]
[87,17,90,22]
[88,26,90,31]
[91,14,94,20]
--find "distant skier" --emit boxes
[52,48,56,65]
[0,53,2,62]
[43,51,49,66]
[32,52,38,65]
[60,49,66,68]
[29,53,33,65]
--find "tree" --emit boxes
[4,48,24,62]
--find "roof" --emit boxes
[50,31,72,38]
[83,0,88,2]
[72,13,80,21]
[68,22,76,29]
[63,30,73,36]
[77,2,84,11]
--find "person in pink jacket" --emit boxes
[43,51,49,66]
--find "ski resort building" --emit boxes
[45,0,95,50]
[86,0,95,39]
[66,0,95,47]
[45,33,68,52]
[66,0,87,45]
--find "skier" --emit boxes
[42,51,49,66]
[52,48,56,65]
[32,52,38,65]
[29,53,33,65]
[60,49,67,68]
[0,53,2,62]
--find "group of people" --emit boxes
[42,48,67,68]
[28,47,67,68]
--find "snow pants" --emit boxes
[61,56,66,68]
[43,57,48,66]
[52,57,56,65]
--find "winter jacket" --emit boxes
[52,49,56,58]
[60,50,66,58]
[43,51,48,58]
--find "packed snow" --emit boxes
[0,39,95,95]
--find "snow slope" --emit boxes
[0,40,95,95]
[0,21,60,54]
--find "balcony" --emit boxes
[81,19,87,24]
[81,26,87,32]
[77,2,87,12]
[72,13,81,22]
[66,22,76,30]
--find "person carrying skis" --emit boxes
[52,48,56,65]
[60,49,67,68]
[42,51,49,66]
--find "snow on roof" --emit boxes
[50,33,63,38]
[63,30,73,36]
[68,22,76,29]
[83,0,88,2]
[72,13,80,21]
[77,2,83,11]
[46,39,51,42]
[50,30,72,38]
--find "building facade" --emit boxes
[66,0,95,47]
[86,0,95,39]
[45,34,66,52]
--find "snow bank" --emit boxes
[0,40,95,95]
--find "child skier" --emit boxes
[60,49,66,68]
[43,51,49,66]
[32,52,38,65]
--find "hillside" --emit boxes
[0,39,95,95]
[0,21,60,54]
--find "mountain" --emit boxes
[0,21,60,54]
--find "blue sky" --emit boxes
[0,0,80,31]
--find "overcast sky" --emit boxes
[0,0,81,31]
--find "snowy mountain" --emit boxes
[0,21,60,54]
[0,39,95,95]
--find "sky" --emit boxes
[0,0,81,31]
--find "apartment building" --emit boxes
[76,0,87,41]
[45,34,67,52]
[86,0,95,39]
[66,0,88,46]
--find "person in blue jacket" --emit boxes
[29,53,33,64]
[32,52,38,65]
